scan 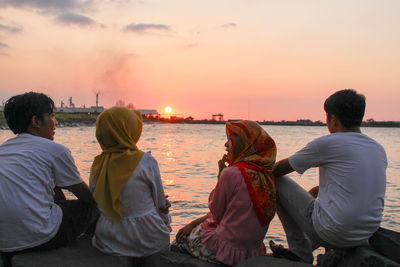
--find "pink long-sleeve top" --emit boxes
[201,166,269,266]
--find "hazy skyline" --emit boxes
[0,0,399,121]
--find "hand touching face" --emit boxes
[224,139,233,162]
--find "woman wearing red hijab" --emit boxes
[175,120,277,266]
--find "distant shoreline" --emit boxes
[1,114,400,129]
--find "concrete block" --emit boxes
[369,227,400,264]
[12,236,130,267]
[237,255,313,267]
[339,246,400,267]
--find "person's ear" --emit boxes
[31,115,42,129]
[329,114,335,123]
[331,114,343,129]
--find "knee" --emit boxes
[275,175,296,191]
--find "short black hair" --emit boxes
[4,92,55,134]
[324,89,365,129]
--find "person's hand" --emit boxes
[218,154,228,179]
[176,223,194,242]
[159,195,171,214]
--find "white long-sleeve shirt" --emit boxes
[91,152,171,257]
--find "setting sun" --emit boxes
[165,106,172,114]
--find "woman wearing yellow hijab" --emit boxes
[90,106,171,257]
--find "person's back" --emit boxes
[90,107,171,258]
[92,152,171,257]
[0,134,80,250]
[203,165,269,249]
[291,132,386,246]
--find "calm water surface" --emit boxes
[1,124,399,255]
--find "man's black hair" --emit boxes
[4,92,55,134]
[324,89,365,129]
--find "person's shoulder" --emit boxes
[312,133,349,144]
[359,132,380,143]
[223,165,241,174]
[132,151,161,180]
[322,132,385,151]
[359,133,386,151]
[300,134,331,148]
[41,136,68,150]
[219,166,243,188]
[332,132,379,145]
[220,166,242,179]
[142,151,156,161]
[0,137,15,154]
[28,134,70,155]
[3,133,67,150]
[314,134,334,141]
[139,151,159,168]
[0,135,17,147]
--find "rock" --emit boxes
[11,236,314,267]
[11,235,131,267]
[317,246,400,267]
[10,227,400,267]
[339,246,400,267]
[237,255,313,267]
[369,227,400,264]
[144,250,221,267]
[11,235,220,267]
[316,249,346,267]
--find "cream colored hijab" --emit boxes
[91,106,144,223]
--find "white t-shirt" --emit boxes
[91,152,171,257]
[288,132,387,247]
[0,133,83,252]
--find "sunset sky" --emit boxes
[0,0,399,121]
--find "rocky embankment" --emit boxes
[0,118,96,129]
[6,227,400,267]
[9,235,313,267]
[55,118,96,127]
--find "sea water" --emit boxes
[1,124,399,254]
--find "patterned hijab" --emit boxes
[226,120,277,226]
[91,106,144,223]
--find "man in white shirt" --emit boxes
[0,92,98,266]
[270,89,387,263]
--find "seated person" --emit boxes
[0,92,98,266]
[270,89,387,263]
[90,106,171,257]
[175,120,277,266]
